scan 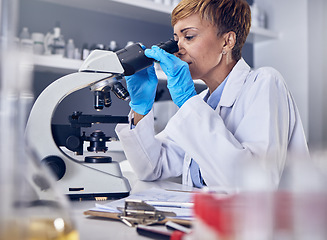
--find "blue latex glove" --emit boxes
[145,45,196,108]
[125,64,158,115]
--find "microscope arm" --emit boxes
[25,50,124,163]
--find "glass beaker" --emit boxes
[0,0,79,239]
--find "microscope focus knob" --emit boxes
[66,135,81,151]
[41,156,66,181]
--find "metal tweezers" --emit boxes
[117,199,177,227]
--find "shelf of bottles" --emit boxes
[32,25,278,74]
[30,0,279,74]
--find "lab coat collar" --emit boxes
[219,58,251,107]
[198,58,251,108]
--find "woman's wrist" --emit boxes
[133,111,145,125]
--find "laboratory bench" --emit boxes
[70,159,192,240]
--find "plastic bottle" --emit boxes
[66,38,75,59]
[19,27,30,39]
[74,47,81,60]
[19,27,33,52]
[95,43,105,50]
[52,22,65,56]
[31,32,45,55]
[81,43,90,60]
[108,40,118,51]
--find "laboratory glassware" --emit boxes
[0,0,79,239]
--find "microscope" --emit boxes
[25,40,178,200]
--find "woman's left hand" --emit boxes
[145,46,196,108]
[125,64,158,115]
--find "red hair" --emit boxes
[171,0,251,61]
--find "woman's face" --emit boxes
[173,14,225,81]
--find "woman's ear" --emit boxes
[222,31,236,52]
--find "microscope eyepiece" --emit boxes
[116,39,179,76]
[91,39,178,110]
[156,39,179,54]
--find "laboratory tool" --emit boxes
[118,199,177,227]
[44,22,66,56]
[25,39,178,200]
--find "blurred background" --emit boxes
[17,0,327,151]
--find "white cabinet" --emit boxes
[33,0,279,73]
[38,0,174,25]
[33,23,279,74]
[38,0,278,36]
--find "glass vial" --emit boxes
[0,1,79,239]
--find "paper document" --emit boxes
[90,187,194,220]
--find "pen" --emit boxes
[136,225,186,240]
[136,225,171,240]
[145,201,194,208]
[164,189,195,193]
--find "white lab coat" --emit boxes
[115,58,310,190]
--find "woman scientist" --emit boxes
[115,0,310,190]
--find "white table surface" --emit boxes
[69,159,194,240]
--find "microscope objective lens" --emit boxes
[94,91,104,110]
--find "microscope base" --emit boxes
[53,156,131,201]
[68,192,129,201]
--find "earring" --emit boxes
[222,50,226,55]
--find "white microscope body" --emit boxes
[25,50,131,200]
[25,40,178,200]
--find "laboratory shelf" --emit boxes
[33,55,83,74]
[37,0,174,26]
[37,0,280,43]
[32,55,206,86]
[33,0,279,73]
[112,0,174,13]
[248,26,280,43]
[32,55,170,80]
[33,25,279,74]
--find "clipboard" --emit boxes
[84,199,192,226]
[84,209,192,226]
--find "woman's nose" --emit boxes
[176,50,183,57]
[176,43,185,57]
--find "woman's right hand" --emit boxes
[125,64,158,116]
[145,45,197,108]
